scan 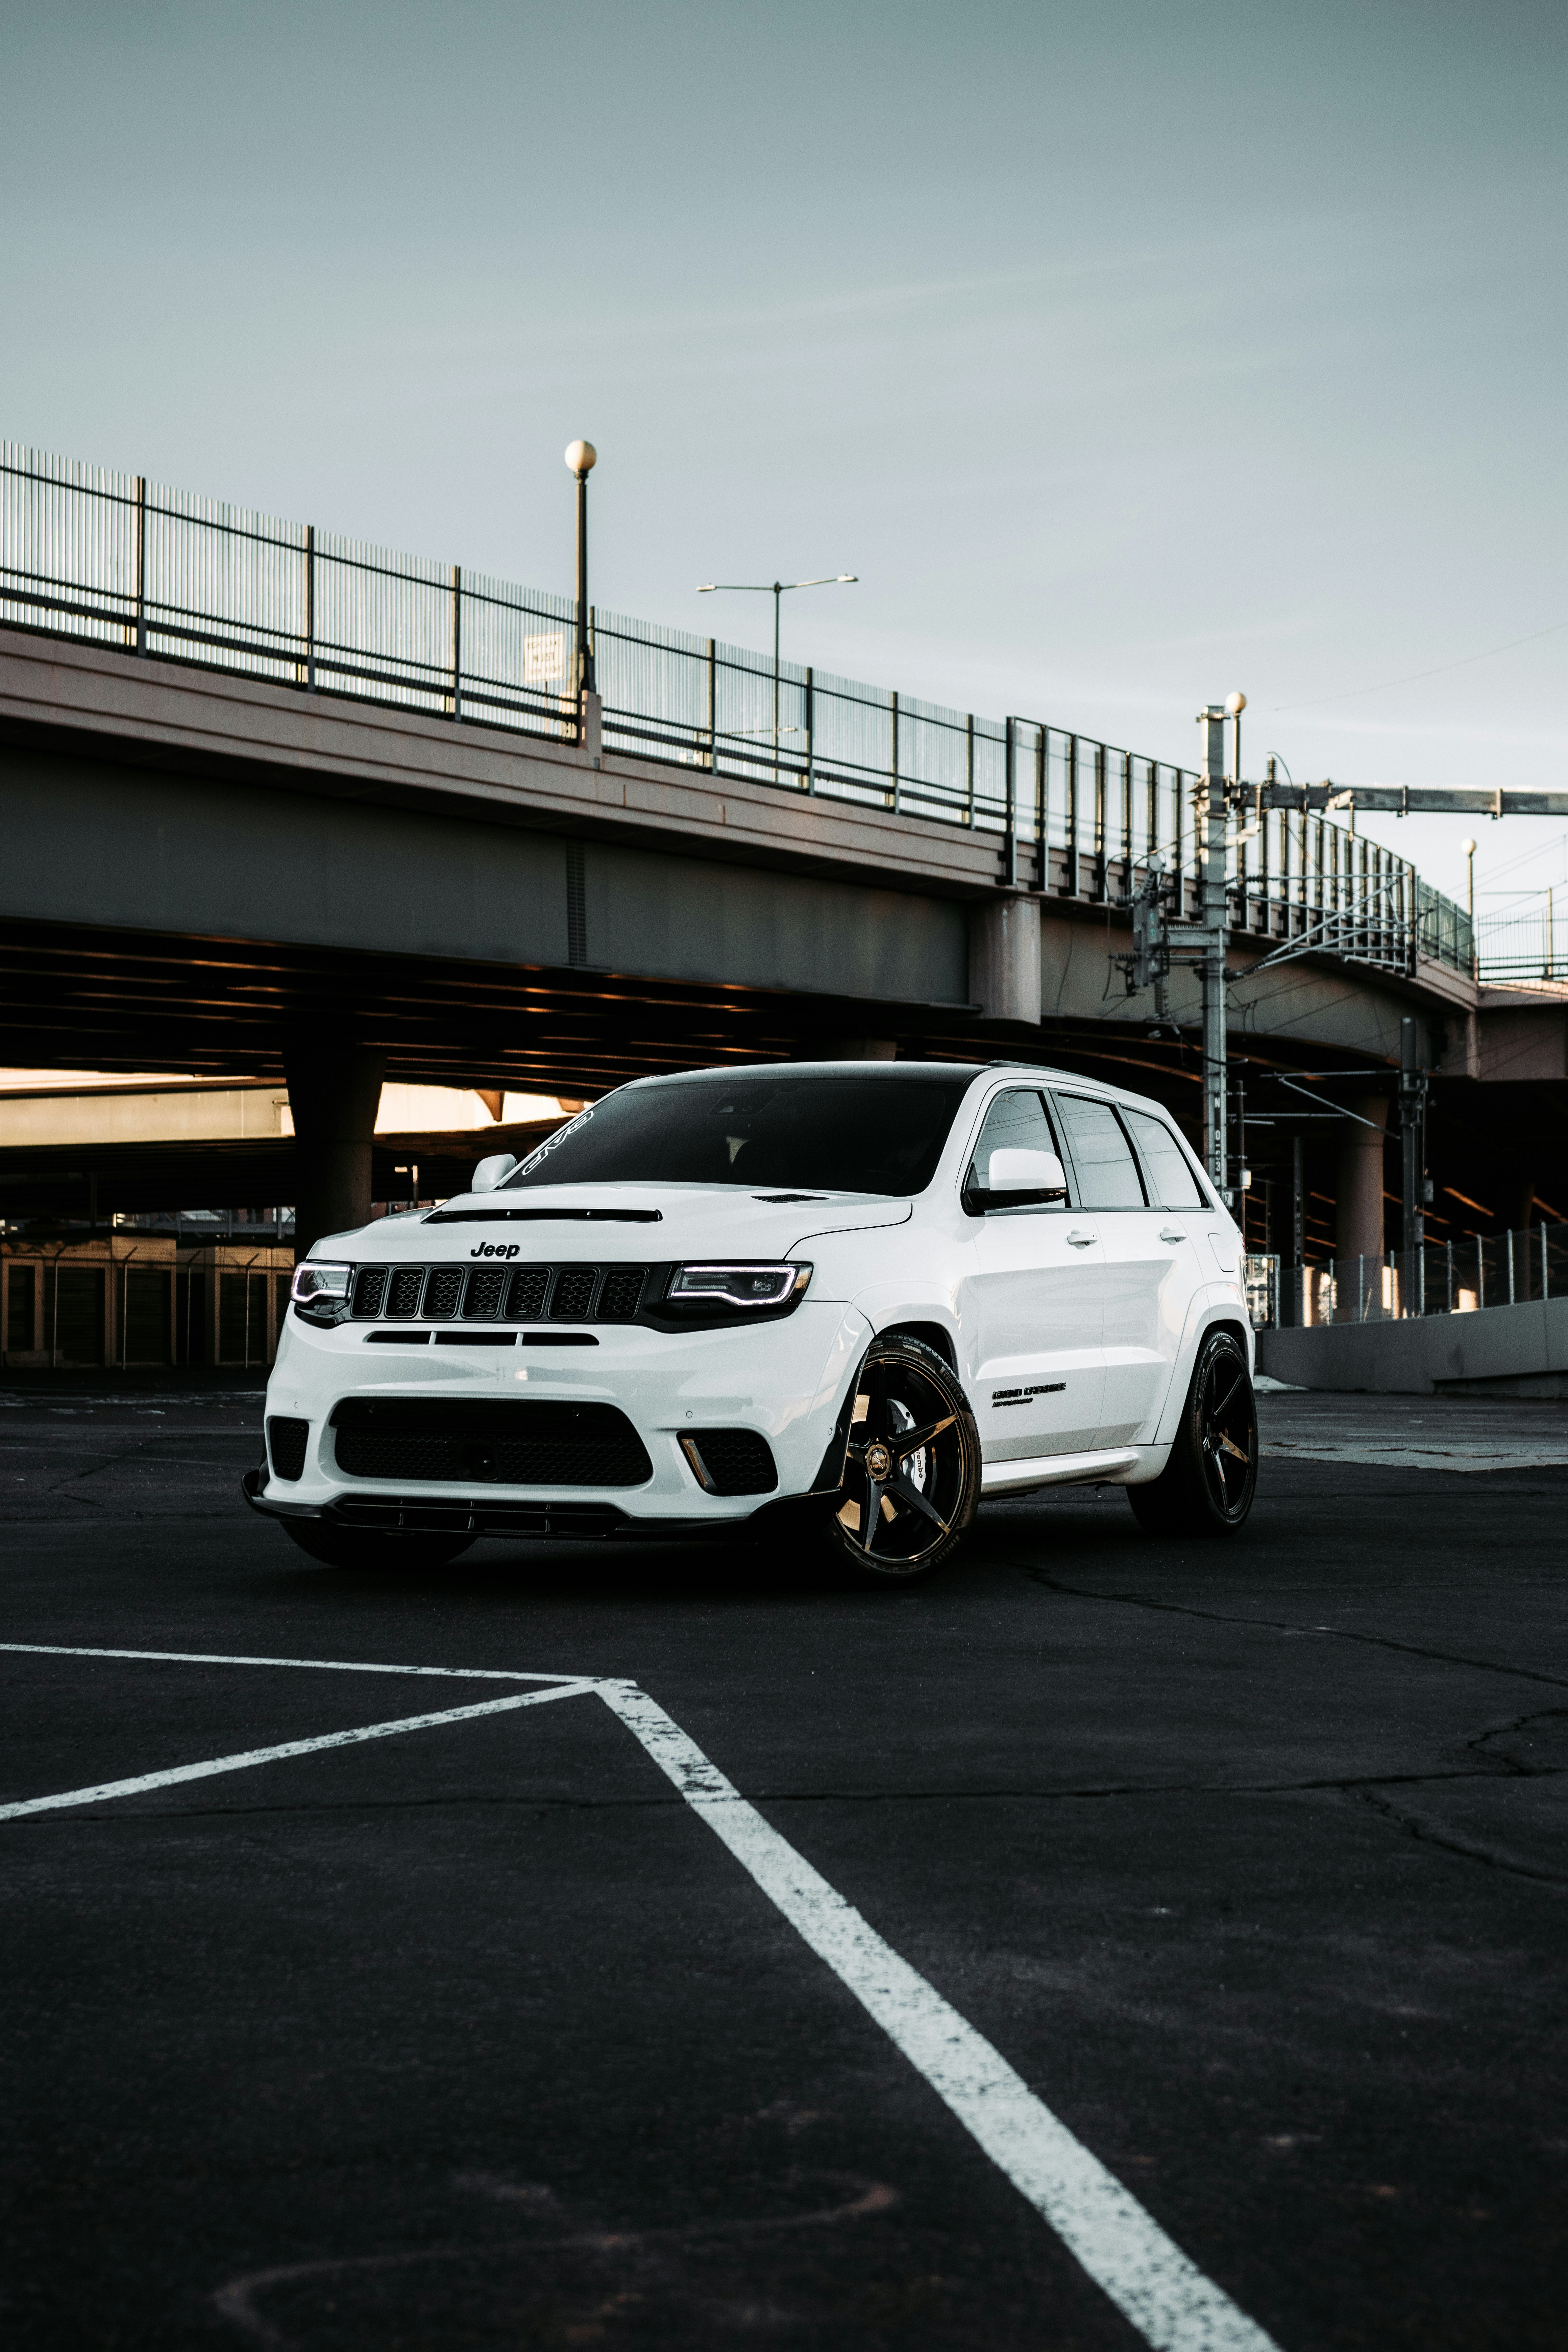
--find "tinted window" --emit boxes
[507,1071,976,1195]
[1053,1094,1146,1208]
[963,1089,1065,1202]
[1123,1107,1207,1208]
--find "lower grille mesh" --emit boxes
[330,1399,654,1488]
[267,1416,309,1481]
[688,1428,778,1495]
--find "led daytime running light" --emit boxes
[666,1261,810,1308]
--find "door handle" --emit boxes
[1066,1230,1097,1248]
[1159,1228,1186,1244]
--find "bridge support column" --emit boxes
[283,1039,386,1262]
[1336,1096,1388,1265]
[968,893,1040,1025]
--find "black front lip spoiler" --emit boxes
[240,1467,826,1544]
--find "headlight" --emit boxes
[665,1262,812,1309]
[290,1261,352,1305]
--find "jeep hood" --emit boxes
[324,1184,913,1264]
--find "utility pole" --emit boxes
[1196,700,1235,1199]
[1398,1014,1428,1269]
[1111,691,1245,1207]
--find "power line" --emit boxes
[1273,616,1568,713]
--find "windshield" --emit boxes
[506,1071,977,1195]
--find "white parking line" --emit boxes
[1,1643,1282,2352]
[601,1680,1282,2352]
[0,1680,597,1821]
[0,1641,588,1682]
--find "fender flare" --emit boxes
[1152,1286,1254,1447]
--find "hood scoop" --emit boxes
[424,1206,663,1225]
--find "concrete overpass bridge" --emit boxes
[1,442,1561,1259]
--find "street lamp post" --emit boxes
[565,440,597,699]
[1461,836,1477,977]
[696,574,857,771]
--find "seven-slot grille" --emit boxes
[348,1264,648,1324]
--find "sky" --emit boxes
[2,0,1564,925]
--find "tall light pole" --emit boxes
[1461,835,1477,976]
[696,574,857,765]
[565,439,597,698]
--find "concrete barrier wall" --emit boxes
[1258,1294,1568,1396]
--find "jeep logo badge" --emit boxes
[469,1243,521,1259]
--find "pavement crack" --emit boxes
[211,2177,899,2347]
[1468,1707,1568,1776]
[1011,1565,1568,1690]
[1349,1786,1568,1888]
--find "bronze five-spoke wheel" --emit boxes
[825,1333,981,1583]
[1129,1327,1258,1538]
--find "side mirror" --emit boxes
[470,1153,518,1194]
[986,1146,1067,1201]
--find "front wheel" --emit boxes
[822,1334,982,1584]
[280,1519,475,1571]
[1128,1329,1257,1538]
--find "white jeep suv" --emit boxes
[244,1060,1257,1581]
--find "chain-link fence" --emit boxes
[1273,1226,1568,1326]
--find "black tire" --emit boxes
[1128,1328,1257,1538]
[822,1333,981,1584]
[280,1519,475,1571]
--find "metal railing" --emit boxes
[1275,1226,1568,1325]
[0,442,1473,975]
[1476,898,1565,986]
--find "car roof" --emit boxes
[626,1060,989,1086]
[619,1060,1179,1112]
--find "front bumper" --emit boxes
[239,1467,828,1543]
[250,1298,870,1535]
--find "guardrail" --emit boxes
[0,442,1473,975]
[1475,902,1566,986]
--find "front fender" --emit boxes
[846,1279,964,1372]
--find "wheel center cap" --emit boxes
[865,1441,892,1479]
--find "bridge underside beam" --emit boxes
[0,914,1010,1093]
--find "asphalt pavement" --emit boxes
[1,1374,1564,2351]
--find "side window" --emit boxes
[1122,1107,1208,1209]
[1052,1094,1147,1208]
[963,1088,1066,1208]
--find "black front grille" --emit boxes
[688,1428,778,1495]
[267,1416,309,1481]
[463,1267,508,1317]
[348,1263,649,1325]
[352,1268,387,1316]
[599,1268,645,1318]
[330,1398,654,1488]
[506,1267,550,1318]
[552,1267,596,1320]
[423,1268,463,1319]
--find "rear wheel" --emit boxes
[1128,1328,1257,1537]
[280,1519,475,1571]
[823,1334,981,1584]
